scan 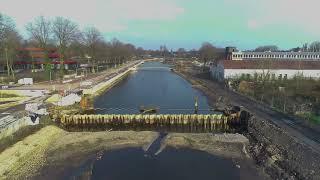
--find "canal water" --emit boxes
[94,61,212,114]
[66,147,242,180]
[34,61,267,180]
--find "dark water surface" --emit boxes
[94,62,212,114]
[68,147,241,180]
[34,62,267,180]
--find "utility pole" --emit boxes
[50,70,52,83]
[5,47,10,77]
[31,55,34,73]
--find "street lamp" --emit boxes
[85,54,92,74]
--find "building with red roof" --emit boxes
[12,47,78,70]
[210,47,320,81]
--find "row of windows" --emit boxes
[232,54,320,59]
[242,73,288,80]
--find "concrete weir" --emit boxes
[59,113,249,132]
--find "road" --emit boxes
[10,61,141,91]
[0,61,142,127]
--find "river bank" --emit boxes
[46,61,143,115]
[174,67,320,179]
[0,124,269,179]
[82,61,143,97]
[0,61,271,179]
[172,70,228,110]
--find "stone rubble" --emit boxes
[56,93,81,106]
[25,103,48,115]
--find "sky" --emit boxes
[1,0,320,50]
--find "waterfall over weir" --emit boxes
[59,112,249,133]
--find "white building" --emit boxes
[210,60,320,81]
[230,51,320,61]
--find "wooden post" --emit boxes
[194,96,199,114]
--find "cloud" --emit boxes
[243,0,320,36]
[106,0,184,20]
[0,0,184,35]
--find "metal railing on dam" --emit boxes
[59,113,249,133]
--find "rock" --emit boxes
[80,81,93,87]
[57,93,81,106]
[46,94,62,103]
[25,103,48,115]
[18,78,33,85]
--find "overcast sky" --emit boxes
[1,0,319,50]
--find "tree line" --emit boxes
[0,13,146,79]
[253,42,320,52]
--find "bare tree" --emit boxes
[26,16,52,79]
[199,42,217,71]
[26,16,51,49]
[136,47,145,58]
[4,31,21,79]
[257,59,274,102]
[81,26,103,73]
[254,45,279,52]
[302,43,308,52]
[177,48,186,58]
[0,14,15,45]
[122,43,136,62]
[309,41,320,52]
[52,17,80,75]
[67,41,86,59]
[0,14,21,79]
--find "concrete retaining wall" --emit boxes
[83,61,143,96]
[0,115,37,140]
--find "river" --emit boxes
[32,61,268,180]
[94,61,212,114]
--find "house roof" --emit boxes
[222,60,320,70]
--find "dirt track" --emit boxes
[178,70,320,152]
[176,69,320,179]
[10,61,140,91]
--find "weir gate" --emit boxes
[58,111,250,133]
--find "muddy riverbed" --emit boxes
[0,61,271,179]
[31,131,269,180]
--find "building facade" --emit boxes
[225,47,320,61]
[231,51,320,61]
[210,47,320,81]
[14,48,77,70]
[211,60,320,81]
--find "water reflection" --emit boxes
[69,147,240,180]
[94,62,212,114]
